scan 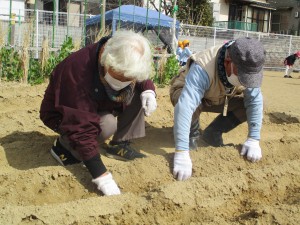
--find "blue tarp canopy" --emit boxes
[86,5,180,32]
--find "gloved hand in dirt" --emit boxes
[173,151,192,181]
[140,90,157,116]
[240,138,262,162]
[92,172,121,196]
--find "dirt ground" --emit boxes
[0,71,299,225]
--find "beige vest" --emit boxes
[170,45,243,107]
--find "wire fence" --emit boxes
[179,24,300,70]
[0,8,90,58]
[1,8,300,70]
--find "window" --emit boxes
[246,7,269,32]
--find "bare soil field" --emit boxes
[0,71,299,225]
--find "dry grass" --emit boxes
[0,23,7,83]
[0,23,6,48]
[19,21,33,83]
[156,52,168,84]
[41,36,49,72]
[73,37,82,51]
[94,28,111,43]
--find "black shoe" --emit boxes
[189,136,200,150]
[50,139,81,166]
[202,112,242,147]
[189,119,201,150]
[189,130,201,150]
[105,141,146,161]
[203,128,224,147]
[284,75,288,78]
[288,75,293,78]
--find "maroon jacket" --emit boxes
[40,37,155,162]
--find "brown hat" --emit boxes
[228,37,266,88]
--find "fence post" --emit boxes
[10,13,16,46]
[145,0,149,35]
[36,9,39,58]
[213,27,216,46]
[288,35,292,55]
[156,0,162,45]
[101,0,106,34]
[67,0,70,37]
[8,0,12,45]
[171,0,177,54]
[17,9,21,46]
[118,0,121,30]
[82,0,87,47]
[52,0,56,48]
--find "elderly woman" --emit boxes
[40,30,157,196]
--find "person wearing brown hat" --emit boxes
[283,51,300,78]
[169,37,266,181]
[40,30,157,195]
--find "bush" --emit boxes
[0,37,74,85]
[0,47,23,82]
[153,54,180,86]
[28,36,74,85]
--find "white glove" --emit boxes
[240,138,262,162]
[92,172,121,196]
[140,90,157,116]
[173,151,192,181]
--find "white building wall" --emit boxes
[211,0,229,22]
[0,0,25,21]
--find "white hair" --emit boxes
[100,30,153,81]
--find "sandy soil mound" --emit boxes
[0,71,299,225]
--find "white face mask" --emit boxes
[104,72,132,91]
[227,63,243,87]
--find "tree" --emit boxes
[106,0,213,26]
[177,0,213,26]
[148,0,173,15]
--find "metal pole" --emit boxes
[171,0,177,54]
[56,0,59,26]
[101,0,106,34]
[156,0,162,45]
[145,0,149,35]
[83,0,87,46]
[118,0,121,30]
[18,9,20,45]
[8,0,12,44]
[67,0,70,37]
[133,0,136,30]
[213,27,216,46]
[288,35,292,56]
[99,0,102,30]
[36,9,39,58]
[52,0,56,48]
[35,0,38,58]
